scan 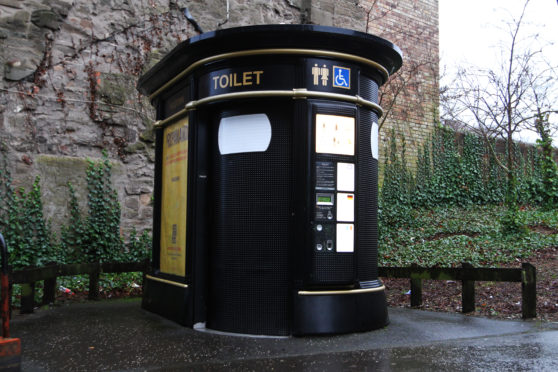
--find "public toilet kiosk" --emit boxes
[137,25,402,336]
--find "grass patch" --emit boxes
[379,205,558,267]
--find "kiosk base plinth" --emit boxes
[293,289,389,335]
[142,277,192,326]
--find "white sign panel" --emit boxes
[336,223,354,253]
[315,114,355,156]
[371,121,379,159]
[337,192,355,222]
[337,162,355,192]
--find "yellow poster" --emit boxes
[160,118,188,277]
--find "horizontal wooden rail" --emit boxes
[9,261,536,319]
[10,261,148,284]
[379,266,522,282]
[9,260,149,314]
[379,263,536,319]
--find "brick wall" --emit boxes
[361,0,439,174]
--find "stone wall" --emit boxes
[0,0,439,236]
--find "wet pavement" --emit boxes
[10,298,558,371]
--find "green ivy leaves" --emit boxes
[380,126,553,223]
[0,148,151,269]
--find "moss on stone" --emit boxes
[139,121,155,143]
[31,9,62,30]
[141,50,162,75]
[124,142,147,154]
[99,73,133,106]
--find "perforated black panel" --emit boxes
[359,75,379,102]
[208,103,292,336]
[312,252,354,283]
[357,108,379,281]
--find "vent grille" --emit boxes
[312,252,354,283]
[359,75,379,102]
[357,109,379,281]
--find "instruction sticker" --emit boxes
[337,162,355,192]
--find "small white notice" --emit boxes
[336,223,354,252]
[337,193,354,222]
[371,121,379,159]
[315,114,355,156]
[218,113,271,155]
[337,162,355,192]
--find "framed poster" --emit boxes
[160,117,188,277]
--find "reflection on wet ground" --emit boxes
[11,299,558,371]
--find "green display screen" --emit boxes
[317,195,332,203]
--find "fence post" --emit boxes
[9,282,12,318]
[410,265,422,308]
[20,282,35,314]
[89,269,100,300]
[461,262,475,313]
[43,278,57,305]
[521,263,536,319]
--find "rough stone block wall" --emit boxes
[0,0,438,238]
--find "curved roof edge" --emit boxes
[137,24,403,96]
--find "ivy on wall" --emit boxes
[380,126,558,234]
[0,146,150,269]
[380,129,413,229]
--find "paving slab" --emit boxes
[10,298,558,371]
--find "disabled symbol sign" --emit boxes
[332,66,350,89]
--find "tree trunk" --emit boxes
[505,131,517,208]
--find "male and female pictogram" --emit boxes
[311,64,351,89]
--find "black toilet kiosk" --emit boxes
[137,25,402,336]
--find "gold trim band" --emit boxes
[146,274,189,289]
[149,48,389,100]
[153,107,189,129]
[298,285,385,296]
[154,89,383,129]
[184,89,383,117]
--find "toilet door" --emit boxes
[207,102,293,336]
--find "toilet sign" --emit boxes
[333,66,350,89]
[310,63,351,90]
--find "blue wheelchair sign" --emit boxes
[333,66,350,89]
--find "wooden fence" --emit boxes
[8,261,536,319]
[10,261,149,314]
[379,262,536,319]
